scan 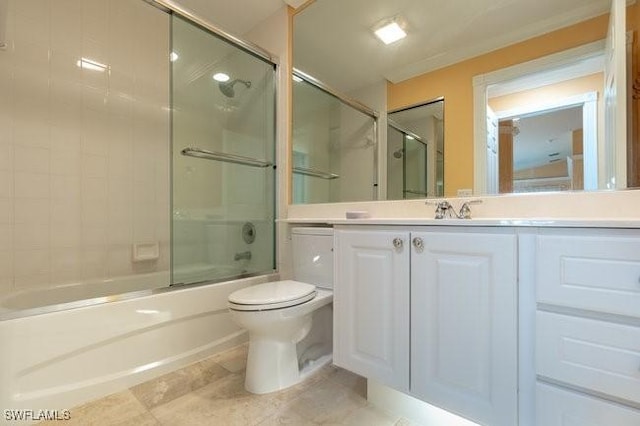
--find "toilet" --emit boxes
[227,227,334,394]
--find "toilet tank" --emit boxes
[291,227,334,290]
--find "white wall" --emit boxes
[0,0,170,298]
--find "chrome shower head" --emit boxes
[219,79,252,98]
[393,148,404,159]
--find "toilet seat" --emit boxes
[228,280,317,311]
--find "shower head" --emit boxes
[219,79,252,98]
[393,148,404,159]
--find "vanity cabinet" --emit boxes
[334,226,518,426]
[529,229,640,426]
[333,229,410,391]
[411,230,518,426]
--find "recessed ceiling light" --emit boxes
[213,72,230,82]
[373,20,407,45]
[169,52,179,62]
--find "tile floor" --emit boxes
[41,344,418,425]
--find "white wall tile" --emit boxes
[3,0,171,301]
[0,225,13,251]
[14,198,50,225]
[82,176,107,201]
[81,248,107,279]
[51,175,81,200]
[14,145,50,174]
[50,223,81,248]
[14,224,50,249]
[51,149,81,176]
[0,250,13,280]
[0,143,13,171]
[14,274,50,290]
[15,172,50,198]
[14,248,50,276]
[0,171,13,198]
[0,198,13,225]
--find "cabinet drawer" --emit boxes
[536,311,640,405]
[537,234,640,318]
[536,382,640,426]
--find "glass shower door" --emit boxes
[171,16,276,285]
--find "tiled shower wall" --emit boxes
[0,0,171,297]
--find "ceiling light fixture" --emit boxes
[373,18,407,45]
[213,72,230,82]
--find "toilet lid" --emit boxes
[228,280,316,311]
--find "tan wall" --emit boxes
[387,13,613,196]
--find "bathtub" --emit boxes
[0,273,276,421]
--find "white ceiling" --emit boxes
[510,106,583,171]
[293,0,611,94]
[172,0,288,35]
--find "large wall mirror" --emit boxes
[293,0,639,201]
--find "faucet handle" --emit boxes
[426,200,452,219]
[458,199,483,219]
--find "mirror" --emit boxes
[293,0,639,199]
[387,100,445,199]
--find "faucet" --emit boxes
[234,251,252,261]
[426,200,456,219]
[426,199,482,219]
[458,200,483,219]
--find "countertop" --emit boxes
[281,217,640,228]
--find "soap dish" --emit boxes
[346,211,371,219]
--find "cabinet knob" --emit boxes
[393,238,403,249]
[412,237,424,250]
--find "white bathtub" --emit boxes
[0,272,170,314]
[0,273,276,421]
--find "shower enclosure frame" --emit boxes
[0,0,280,321]
[292,68,380,201]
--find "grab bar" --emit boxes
[181,147,273,168]
[293,167,340,180]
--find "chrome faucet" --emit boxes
[458,200,483,219]
[426,199,482,219]
[234,251,252,261]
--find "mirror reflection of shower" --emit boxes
[219,79,252,98]
[387,99,445,200]
[213,72,252,98]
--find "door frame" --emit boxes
[472,40,605,194]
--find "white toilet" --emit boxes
[227,227,334,394]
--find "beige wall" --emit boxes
[388,13,611,196]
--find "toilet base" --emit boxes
[245,337,299,394]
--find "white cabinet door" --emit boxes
[410,231,518,426]
[334,229,410,391]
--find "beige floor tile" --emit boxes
[394,417,424,426]
[338,403,401,426]
[130,357,230,409]
[325,366,367,398]
[40,390,158,426]
[284,375,368,424]
[211,343,248,373]
[151,373,282,426]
